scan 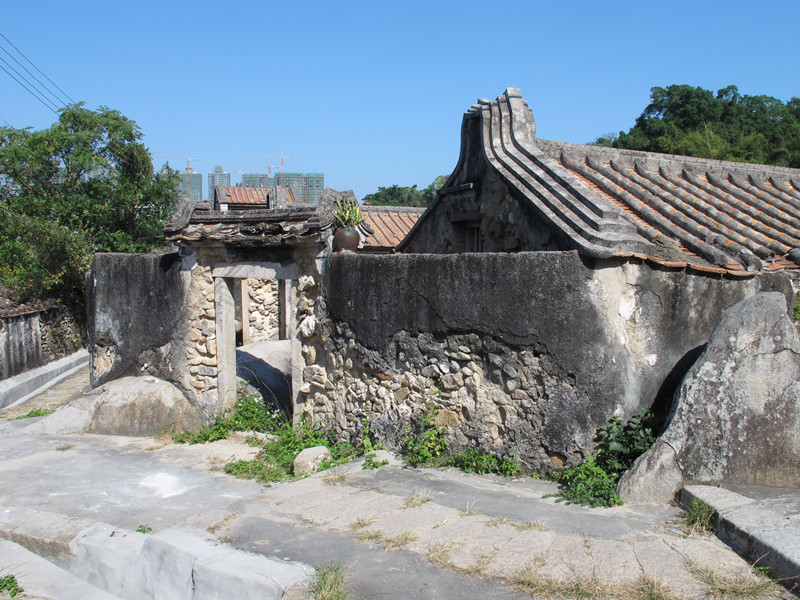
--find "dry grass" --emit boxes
[322,472,347,486]
[403,490,432,509]
[454,547,499,576]
[348,516,375,531]
[510,567,616,599]
[485,517,512,528]
[381,530,419,550]
[425,540,464,568]
[514,520,549,532]
[355,529,384,543]
[459,500,480,517]
[687,562,781,599]
[55,443,74,451]
[624,575,681,600]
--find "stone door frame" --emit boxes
[211,261,303,417]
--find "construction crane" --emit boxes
[155,155,199,199]
[238,153,294,188]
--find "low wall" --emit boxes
[0,306,85,382]
[302,251,792,473]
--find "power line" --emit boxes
[0,31,74,105]
[0,58,58,114]
[0,45,67,109]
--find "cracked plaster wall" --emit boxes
[310,251,791,473]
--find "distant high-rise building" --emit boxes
[176,169,203,202]
[208,166,231,205]
[278,172,324,204]
[240,173,274,188]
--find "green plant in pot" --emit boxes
[333,198,365,251]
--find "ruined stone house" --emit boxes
[89,88,800,476]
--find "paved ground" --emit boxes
[0,368,798,599]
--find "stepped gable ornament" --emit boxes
[402,88,800,274]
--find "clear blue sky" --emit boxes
[2,0,798,201]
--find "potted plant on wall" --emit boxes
[333,198,365,252]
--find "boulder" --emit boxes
[619,292,800,503]
[293,446,332,475]
[85,376,202,436]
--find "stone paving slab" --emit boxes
[0,369,797,599]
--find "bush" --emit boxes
[558,455,622,508]
[557,409,657,507]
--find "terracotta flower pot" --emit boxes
[334,228,360,251]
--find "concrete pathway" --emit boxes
[0,369,797,599]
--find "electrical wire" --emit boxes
[0,32,155,175]
[0,58,59,114]
[0,32,74,105]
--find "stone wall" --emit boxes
[246,278,279,342]
[301,251,793,473]
[0,306,85,381]
[89,252,223,422]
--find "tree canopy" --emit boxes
[0,104,180,305]
[599,85,800,167]
[362,175,448,207]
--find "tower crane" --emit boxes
[155,155,199,199]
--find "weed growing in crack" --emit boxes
[310,564,349,600]
[625,574,681,600]
[380,530,418,550]
[683,499,715,534]
[686,561,780,599]
[0,574,24,597]
[459,501,480,517]
[349,516,376,531]
[425,540,464,568]
[403,490,432,509]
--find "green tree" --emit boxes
[0,104,180,305]
[362,175,448,207]
[611,84,800,167]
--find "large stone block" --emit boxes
[619,292,800,503]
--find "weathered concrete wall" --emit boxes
[89,246,325,424]
[302,251,792,473]
[1,306,85,381]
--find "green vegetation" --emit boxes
[173,388,283,444]
[683,499,715,534]
[0,574,23,597]
[16,407,54,419]
[557,409,656,507]
[310,564,349,600]
[0,104,180,307]
[793,298,800,321]
[597,84,800,167]
[362,175,447,207]
[333,198,365,228]
[136,524,152,534]
[401,405,522,477]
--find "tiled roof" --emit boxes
[217,186,270,206]
[361,206,423,250]
[214,186,298,210]
[435,88,800,273]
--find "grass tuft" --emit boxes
[349,516,376,531]
[510,567,615,598]
[687,562,780,599]
[380,530,418,550]
[625,575,680,600]
[683,499,715,534]
[403,490,432,509]
[310,564,349,600]
[459,500,480,517]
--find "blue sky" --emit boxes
[2,1,798,200]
